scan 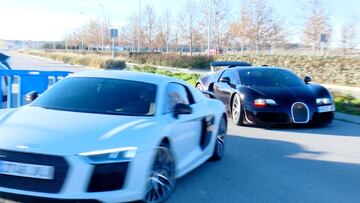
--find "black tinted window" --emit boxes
[239,69,304,86]
[164,83,190,114]
[220,69,239,84]
[32,77,157,116]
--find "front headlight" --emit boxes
[79,147,137,164]
[254,99,277,106]
[316,98,332,105]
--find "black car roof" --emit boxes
[210,61,252,67]
[232,66,289,72]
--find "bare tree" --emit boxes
[268,18,287,53]
[230,0,283,54]
[228,5,252,54]
[179,0,201,55]
[302,0,332,55]
[153,18,166,52]
[82,19,102,50]
[143,5,157,52]
[123,14,145,52]
[209,0,231,53]
[250,0,276,53]
[163,10,172,53]
[341,15,359,55]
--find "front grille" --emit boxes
[0,149,69,193]
[291,102,309,123]
[87,162,129,192]
[257,112,289,123]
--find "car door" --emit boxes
[162,83,204,172]
[213,69,239,109]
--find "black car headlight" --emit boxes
[316,98,332,105]
[79,147,137,164]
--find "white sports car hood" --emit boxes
[0,106,157,155]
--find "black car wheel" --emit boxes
[211,116,227,161]
[231,93,245,126]
[143,145,176,203]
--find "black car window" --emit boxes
[219,69,240,84]
[164,83,191,114]
[31,77,157,116]
[239,69,304,86]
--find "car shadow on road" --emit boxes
[168,135,360,203]
[238,120,360,137]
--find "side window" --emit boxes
[219,69,239,84]
[164,83,190,114]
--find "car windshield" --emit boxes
[239,69,304,86]
[32,77,157,116]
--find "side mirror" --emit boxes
[304,76,312,84]
[25,91,39,103]
[202,90,216,99]
[219,77,230,84]
[173,103,192,118]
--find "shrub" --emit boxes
[100,60,126,70]
[24,51,360,87]
[333,93,360,115]
[216,54,360,87]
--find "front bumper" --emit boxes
[244,105,334,125]
[0,191,100,203]
[0,150,154,203]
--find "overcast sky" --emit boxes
[0,0,359,46]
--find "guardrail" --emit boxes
[0,70,71,109]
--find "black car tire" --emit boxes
[211,116,227,161]
[231,93,245,126]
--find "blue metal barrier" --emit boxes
[0,70,71,109]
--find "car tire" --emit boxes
[231,93,245,126]
[143,143,176,203]
[211,116,227,161]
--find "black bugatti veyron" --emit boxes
[196,61,335,126]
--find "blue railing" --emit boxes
[0,69,71,109]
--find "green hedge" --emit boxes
[24,51,360,87]
[25,51,126,70]
[127,53,213,69]
[217,54,360,87]
[333,93,360,115]
[100,60,126,70]
[128,65,200,85]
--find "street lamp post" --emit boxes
[100,4,105,51]
[207,0,211,57]
[80,12,84,51]
[138,0,141,52]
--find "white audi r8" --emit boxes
[0,71,227,203]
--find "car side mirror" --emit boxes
[173,103,192,118]
[220,77,230,84]
[304,76,312,84]
[202,90,216,99]
[25,91,39,103]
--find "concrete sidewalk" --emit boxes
[335,112,360,125]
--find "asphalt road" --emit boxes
[2,52,360,203]
[4,51,87,72]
